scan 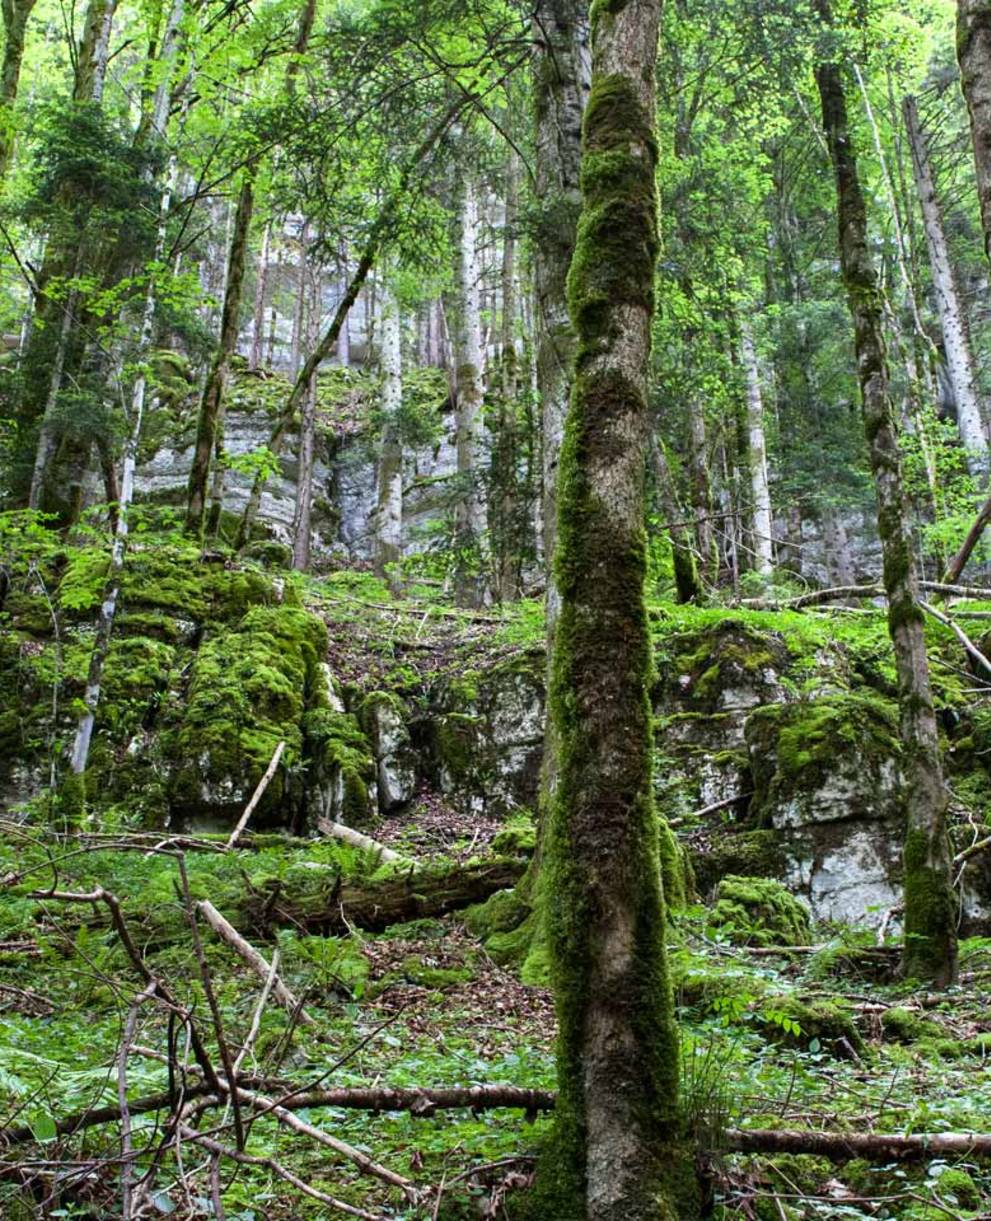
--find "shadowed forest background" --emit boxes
[5,0,991,1216]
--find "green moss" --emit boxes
[709,876,812,947]
[902,826,958,984]
[760,994,863,1055]
[491,812,537,856]
[880,1005,942,1042]
[690,830,786,896]
[933,1168,979,1209]
[170,605,332,820]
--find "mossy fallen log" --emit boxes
[239,857,528,935]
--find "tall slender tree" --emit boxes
[815,4,957,986]
[540,0,694,1215]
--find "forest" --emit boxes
[8,0,991,1216]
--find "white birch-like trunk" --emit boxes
[452,179,487,603]
[373,270,403,591]
[905,93,988,478]
[249,221,270,370]
[741,321,773,576]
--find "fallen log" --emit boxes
[0,1081,554,1147]
[243,857,527,935]
[725,1126,991,1161]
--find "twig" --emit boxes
[176,858,245,1150]
[177,1125,386,1220]
[233,948,280,1074]
[196,900,313,1025]
[226,740,285,848]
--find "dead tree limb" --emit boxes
[724,1127,991,1161]
[943,493,991,585]
[196,899,313,1025]
[227,740,285,848]
[919,600,991,679]
[316,817,408,865]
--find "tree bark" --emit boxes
[904,93,987,478]
[451,177,487,607]
[958,0,991,267]
[815,7,957,987]
[541,0,690,1215]
[650,432,699,603]
[185,174,254,537]
[0,0,37,179]
[533,0,589,628]
[490,151,523,603]
[741,320,773,578]
[291,258,320,570]
[372,268,403,592]
[688,396,719,584]
[249,220,270,371]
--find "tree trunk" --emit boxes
[650,432,699,603]
[0,0,37,179]
[291,260,321,571]
[372,269,403,592]
[490,151,523,603]
[958,0,991,267]
[288,222,309,380]
[688,396,718,583]
[533,0,589,627]
[904,93,988,478]
[73,0,117,104]
[185,174,254,537]
[69,152,181,792]
[451,178,487,607]
[249,220,270,371]
[741,320,773,578]
[815,12,957,987]
[540,0,691,1215]
[27,269,80,509]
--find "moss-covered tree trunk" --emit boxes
[0,0,37,180]
[958,1,991,266]
[539,1,692,1216]
[815,24,957,987]
[185,173,254,538]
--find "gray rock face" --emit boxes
[427,656,545,818]
[362,696,418,814]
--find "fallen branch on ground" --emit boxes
[316,817,410,865]
[196,899,313,1024]
[724,1127,991,1161]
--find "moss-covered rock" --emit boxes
[745,692,901,829]
[760,994,863,1055]
[709,876,812,947]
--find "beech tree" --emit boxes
[815,2,957,986]
[538,0,696,1216]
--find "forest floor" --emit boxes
[3,571,991,1219]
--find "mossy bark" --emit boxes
[185,173,254,537]
[539,1,695,1216]
[0,0,36,180]
[958,0,991,267]
[815,13,957,986]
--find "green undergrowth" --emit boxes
[3,829,991,1217]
